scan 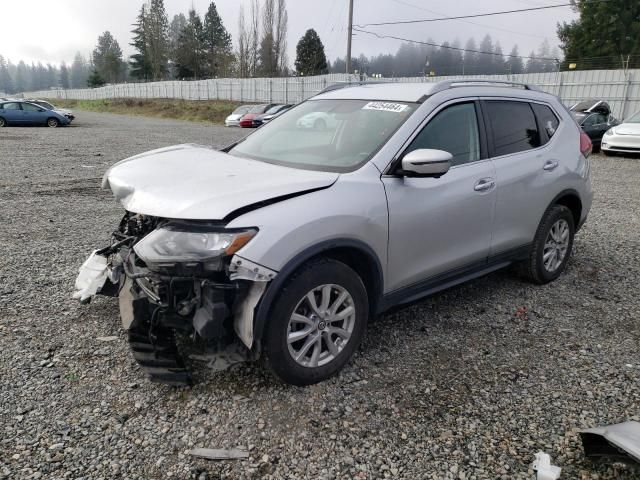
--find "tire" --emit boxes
[0,117,6,127]
[314,119,326,130]
[263,258,368,386]
[47,117,59,128]
[519,204,575,284]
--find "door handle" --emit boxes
[543,160,559,171]
[474,178,495,192]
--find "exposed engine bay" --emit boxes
[75,212,275,385]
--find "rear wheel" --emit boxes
[0,117,6,127]
[47,117,59,128]
[519,205,575,284]
[263,258,368,386]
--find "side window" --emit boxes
[21,103,40,112]
[485,101,541,156]
[404,102,480,166]
[2,102,21,111]
[593,113,608,125]
[531,103,560,142]
[582,114,598,127]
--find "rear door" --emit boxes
[483,99,561,255]
[383,99,496,292]
[582,113,609,144]
[1,102,23,124]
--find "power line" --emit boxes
[388,0,547,39]
[352,28,560,61]
[356,2,582,27]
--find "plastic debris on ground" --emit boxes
[532,451,562,480]
[72,251,108,303]
[186,448,249,460]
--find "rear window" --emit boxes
[531,103,560,141]
[485,101,541,156]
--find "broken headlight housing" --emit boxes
[133,224,257,271]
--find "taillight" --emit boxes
[580,131,592,158]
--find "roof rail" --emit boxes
[315,80,394,96]
[430,79,540,96]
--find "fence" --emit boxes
[23,69,640,119]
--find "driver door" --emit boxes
[382,100,496,292]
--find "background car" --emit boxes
[570,99,619,150]
[296,111,338,130]
[601,110,640,155]
[239,104,277,128]
[28,99,75,122]
[225,105,252,127]
[0,100,70,127]
[252,104,293,127]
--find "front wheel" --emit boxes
[519,204,575,284]
[263,259,368,386]
[0,117,6,127]
[47,117,60,128]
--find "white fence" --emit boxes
[23,69,640,119]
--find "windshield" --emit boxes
[572,112,587,124]
[250,104,267,114]
[37,101,54,110]
[265,105,285,115]
[229,99,416,172]
[233,106,250,115]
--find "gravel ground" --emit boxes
[1,112,639,479]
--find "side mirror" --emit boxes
[400,149,452,178]
[607,114,616,125]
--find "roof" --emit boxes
[315,80,545,103]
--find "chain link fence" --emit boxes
[22,69,640,119]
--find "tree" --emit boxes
[130,0,170,80]
[15,61,30,92]
[70,52,89,88]
[59,62,70,89]
[295,29,327,76]
[507,46,524,74]
[87,69,106,88]
[93,31,124,83]
[236,4,251,77]
[463,38,479,75]
[0,56,14,94]
[174,9,205,79]
[203,2,233,77]
[258,0,288,76]
[558,0,640,68]
[168,13,187,77]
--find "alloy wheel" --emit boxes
[287,284,356,368]
[543,219,570,272]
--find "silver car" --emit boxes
[75,80,594,386]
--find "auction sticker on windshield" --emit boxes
[362,102,409,113]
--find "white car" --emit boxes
[296,112,338,130]
[602,111,640,155]
[225,105,252,127]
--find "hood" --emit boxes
[102,144,339,220]
[54,108,72,115]
[613,123,640,135]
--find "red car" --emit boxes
[239,104,276,128]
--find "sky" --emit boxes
[0,0,578,67]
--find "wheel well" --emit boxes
[554,193,582,227]
[315,247,382,316]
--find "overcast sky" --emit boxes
[0,0,577,67]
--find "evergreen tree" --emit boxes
[175,9,205,79]
[146,0,170,80]
[0,56,14,94]
[294,29,327,76]
[60,62,70,89]
[203,2,233,77]
[15,61,30,92]
[87,69,106,88]
[477,35,494,75]
[130,5,152,80]
[93,31,124,83]
[70,52,89,88]
[507,46,524,74]
[463,38,479,75]
[168,13,187,77]
[558,0,640,67]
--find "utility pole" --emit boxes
[346,0,354,74]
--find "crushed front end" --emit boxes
[74,212,275,386]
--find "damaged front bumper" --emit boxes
[74,214,276,385]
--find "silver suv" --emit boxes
[76,80,593,386]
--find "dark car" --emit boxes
[239,104,278,128]
[0,100,70,127]
[252,104,293,127]
[570,100,619,150]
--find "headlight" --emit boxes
[134,226,257,266]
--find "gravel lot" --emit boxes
[1,112,639,479]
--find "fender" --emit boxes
[251,238,384,342]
